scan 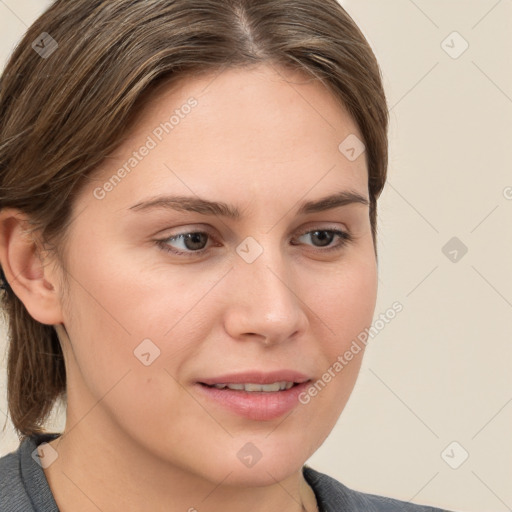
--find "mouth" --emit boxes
[199,381,303,392]
[195,375,312,421]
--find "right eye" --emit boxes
[155,230,217,257]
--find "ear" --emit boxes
[0,208,64,325]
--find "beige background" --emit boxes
[1,1,511,511]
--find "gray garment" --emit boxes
[0,433,60,512]
[0,433,456,512]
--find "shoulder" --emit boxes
[0,439,34,511]
[0,433,60,512]
[303,465,458,512]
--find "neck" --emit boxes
[42,413,318,512]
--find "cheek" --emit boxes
[304,250,376,405]
[311,251,378,347]
[297,258,376,446]
[58,245,217,405]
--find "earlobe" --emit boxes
[0,208,64,325]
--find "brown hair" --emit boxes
[0,0,388,437]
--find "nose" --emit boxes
[223,244,309,346]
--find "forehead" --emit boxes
[134,63,364,155]
[84,63,368,214]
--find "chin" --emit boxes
[208,435,311,487]
[221,459,305,488]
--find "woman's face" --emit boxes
[54,63,377,485]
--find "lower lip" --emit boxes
[195,381,311,421]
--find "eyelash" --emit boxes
[155,227,353,258]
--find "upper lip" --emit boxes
[198,370,311,386]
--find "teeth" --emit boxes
[211,381,295,392]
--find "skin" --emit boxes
[0,63,377,512]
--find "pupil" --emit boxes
[185,233,207,251]
[312,230,333,247]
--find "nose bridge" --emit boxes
[225,237,307,341]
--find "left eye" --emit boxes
[156,228,352,257]
[294,229,351,249]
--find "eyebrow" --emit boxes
[128,190,369,219]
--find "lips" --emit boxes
[195,370,312,420]
[196,380,311,420]
[198,369,311,386]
